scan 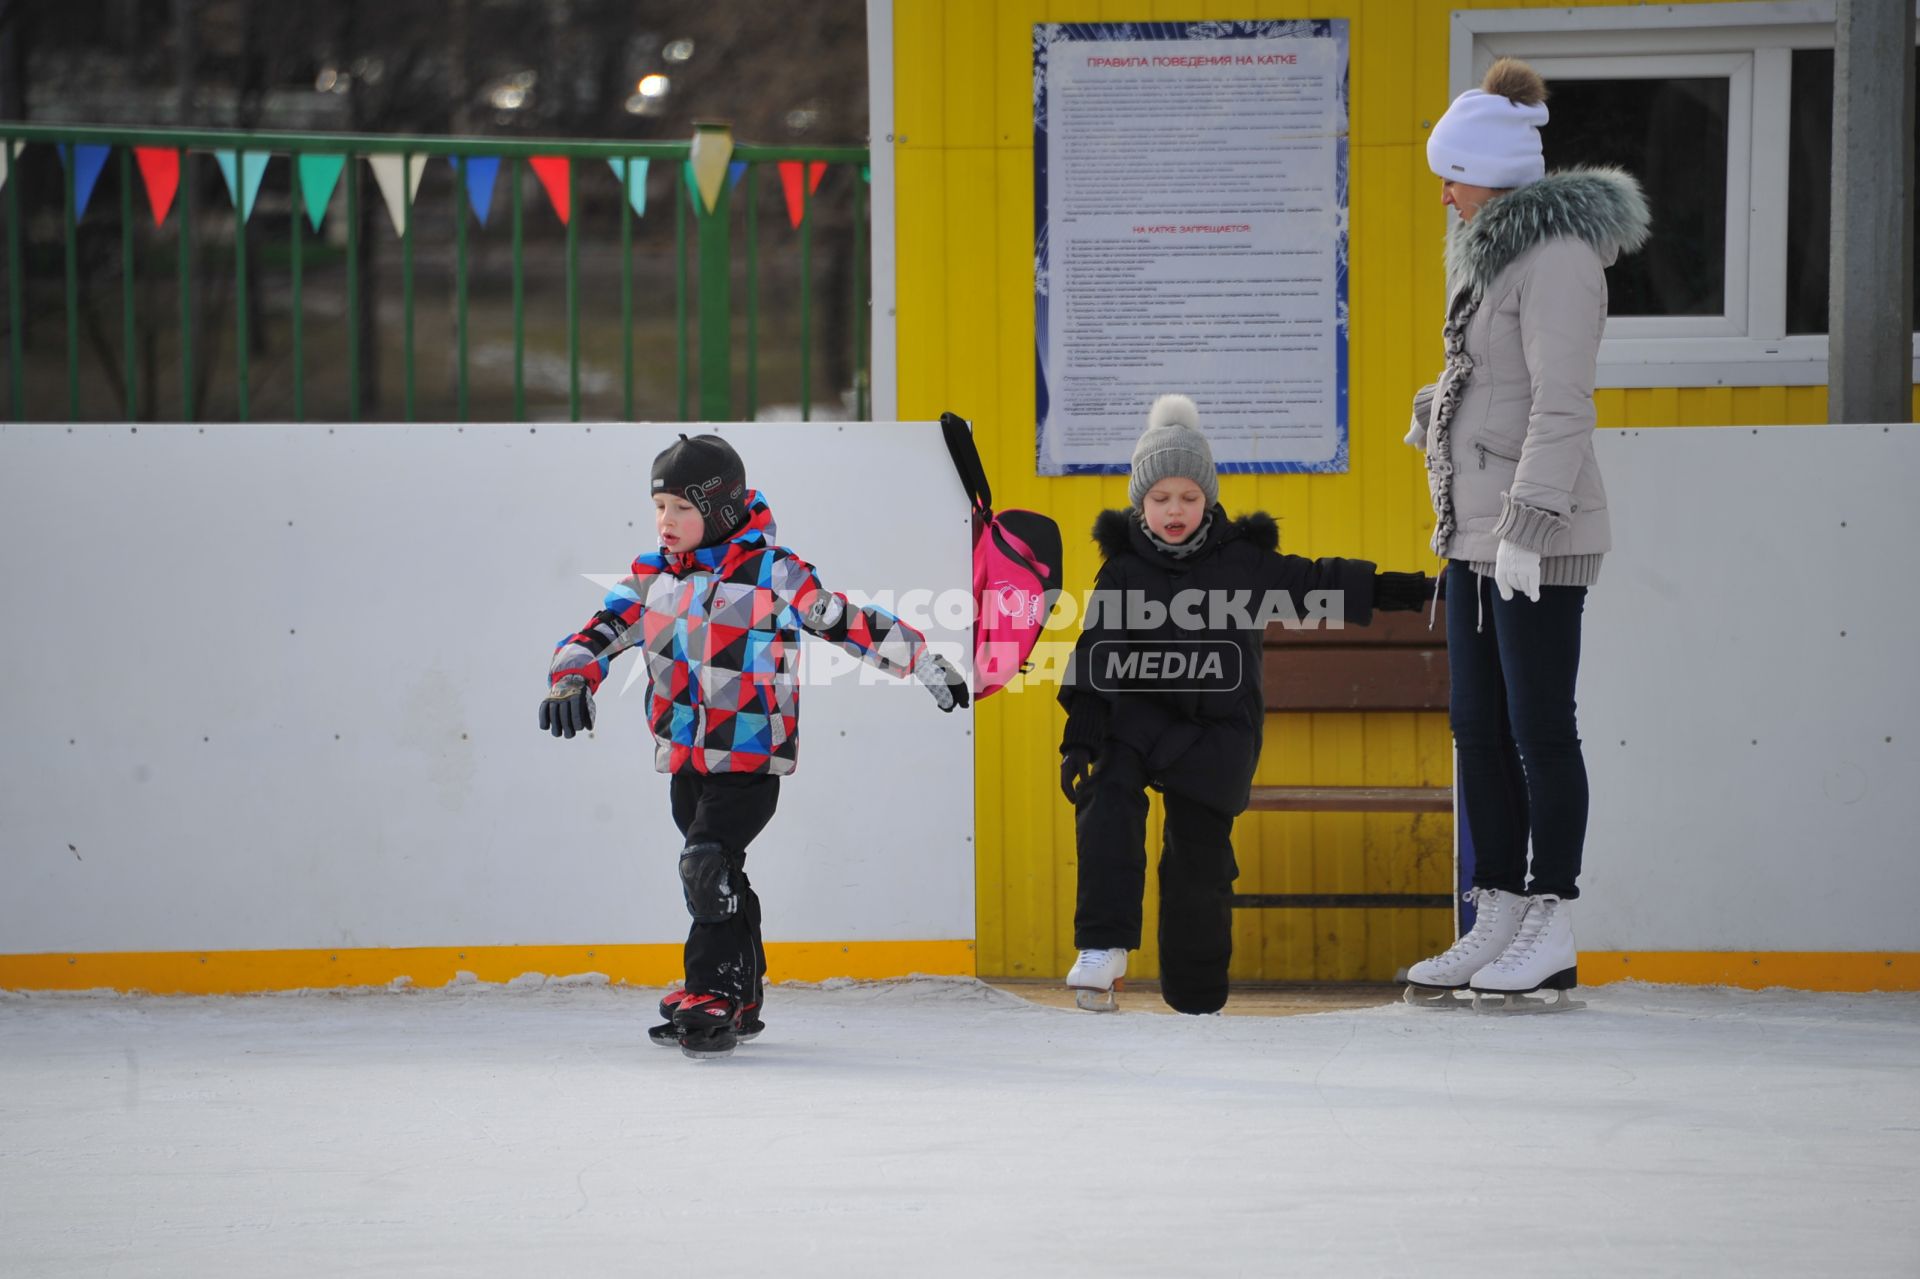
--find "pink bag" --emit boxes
[941,413,1063,699]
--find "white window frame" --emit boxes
[1452,0,1919,388]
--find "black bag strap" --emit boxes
[939,411,993,514]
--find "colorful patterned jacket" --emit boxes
[549,491,929,776]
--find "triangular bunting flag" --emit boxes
[777,161,828,229]
[56,143,111,222]
[861,164,871,184]
[0,141,24,193]
[528,156,570,224]
[607,157,649,218]
[213,150,270,222]
[689,124,733,214]
[681,159,739,215]
[455,155,501,226]
[133,147,180,226]
[297,153,345,231]
[366,154,425,236]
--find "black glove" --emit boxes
[1060,746,1094,805]
[916,654,971,713]
[539,675,595,739]
[1372,571,1435,613]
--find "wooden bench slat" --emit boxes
[1262,649,1450,713]
[1248,785,1453,813]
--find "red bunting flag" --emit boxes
[133,147,181,226]
[777,161,827,229]
[528,156,571,224]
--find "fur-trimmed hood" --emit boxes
[1446,167,1650,301]
[1092,507,1277,561]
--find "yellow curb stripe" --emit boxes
[0,940,977,996]
[1583,952,1920,992]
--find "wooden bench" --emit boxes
[1232,603,1454,912]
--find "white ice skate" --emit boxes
[1066,947,1127,1013]
[1401,887,1528,1009]
[1469,894,1584,1013]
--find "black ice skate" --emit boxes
[648,989,693,1048]
[672,992,743,1059]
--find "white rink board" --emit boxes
[0,422,973,954]
[1580,424,1920,952]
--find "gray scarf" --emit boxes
[1139,511,1212,559]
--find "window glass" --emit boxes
[1540,77,1731,317]
[1785,49,1920,336]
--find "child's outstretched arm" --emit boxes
[539,557,663,739]
[1259,547,1432,627]
[768,550,970,713]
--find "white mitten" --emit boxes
[1492,540,1542,603]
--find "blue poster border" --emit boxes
[1033,19,1350,477]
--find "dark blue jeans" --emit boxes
[1447,561,1588,900]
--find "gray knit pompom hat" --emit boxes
[1127,394,1218,509]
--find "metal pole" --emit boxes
[121,147,137,421]
[346,153,359,422]
[620,160,633,421]
[799,168,812,423]
[512,158,525,421]
[290,152,304,422]
[697,177,731,421]
[402,152,415,422]
[854,170,868,422]
[1830,0,1917,423]
[233,147,248,422]
[6,135,22,420]
[179,147,194,422]
[63,145,78,421]
[746,165,759,422]
[675,164,687,421]
[567,158,579,422]
[456,154,469,422]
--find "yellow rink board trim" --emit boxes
[1583,952,1919,992]
[0,940,977,996]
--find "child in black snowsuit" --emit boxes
[539,433,969,1056]
[1058,396,1430,1014]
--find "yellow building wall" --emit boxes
[890,0,1913,983]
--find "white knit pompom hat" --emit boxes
[1427,59,1550,189]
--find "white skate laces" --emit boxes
[1485,895,1559,974]
[1434,888,1510,964]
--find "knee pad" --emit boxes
[679,843,738,923]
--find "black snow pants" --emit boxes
[670,771,780,1007]
[1072,741,1240,1014]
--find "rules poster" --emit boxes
[1034,20,1350,476]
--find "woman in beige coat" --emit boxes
[1401,59,1650,1011]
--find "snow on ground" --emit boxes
[2,978,1915,1278]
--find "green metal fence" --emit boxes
[0,122,870,424]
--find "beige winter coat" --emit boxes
[1408,169,1652,585]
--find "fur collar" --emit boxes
[1446,167,1651,301]
[1092,508,1278,560]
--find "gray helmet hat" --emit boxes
[1127,394,1218,509]
[651,432,749,546]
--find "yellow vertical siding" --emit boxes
[891,0,1889,982]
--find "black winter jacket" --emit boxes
[1058,506,1384,816]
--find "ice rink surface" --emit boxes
[3,978,1915,1278]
